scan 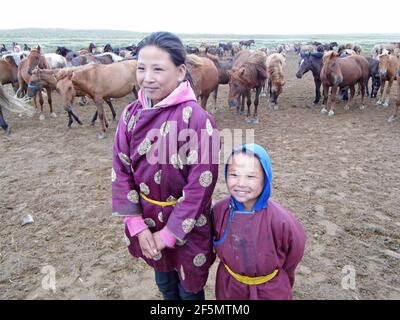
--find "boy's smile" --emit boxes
[226,153,265,211]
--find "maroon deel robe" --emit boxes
[212,196,306,300]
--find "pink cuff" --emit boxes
[124,216,148,237]
[160,227,177,248]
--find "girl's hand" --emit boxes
[137,229,158,259]
[153,231,166,251]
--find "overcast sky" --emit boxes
[1,0,399,35]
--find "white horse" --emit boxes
[44,53,67,68]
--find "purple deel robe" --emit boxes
[212,196,307,300]
[112,84,219,293]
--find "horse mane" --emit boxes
[266,53,285,85]
[231,51,267,86]
[322,50,339,64]
[186,54,203,67]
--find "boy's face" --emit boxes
[226,153,265,211]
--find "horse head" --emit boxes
[378,53,391,79]
[321,51,343,85]
[56,69,76,110]
[27,67,42,97]
[227,68,248,108]
[296,53,311,78]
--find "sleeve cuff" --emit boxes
[160,227,177,248]
[124,216,148,237]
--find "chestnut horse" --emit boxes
[388,69,400,122]
[186,54,219,111]
[227,50,267,123]
[320,51,369,116]
[56,60,138,139]
[266,53,286,109]
[376,52,400,107]
[16,47,55,120]
[0,56,19,91]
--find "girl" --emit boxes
[112,32,219,300]
[212,144,306,300]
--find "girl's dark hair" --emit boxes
[136,31,195,90]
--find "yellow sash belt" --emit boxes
[224,264,278,285]
[140,193,177,207]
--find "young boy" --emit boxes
[212,144,306,300]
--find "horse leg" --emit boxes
[344,86,355,111]
[211,87,218,114]
[359,80,366,111]
[245,90,251,123]
[38,90,45,120]
[314,79,322,105]
[64,106,82,127]
[46,88,56,118]
[328,86,339,116]
[365,77,370,97]
[201,94,209,110]
[321,85,329,114]
[383,79,393,107]
[377,80,386,105]
[132,86,138,100]
[95,99,106,139]
[0,107,10,135]
[252,86,262,124]
[104,97,116,121]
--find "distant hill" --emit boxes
[0,28,399,52]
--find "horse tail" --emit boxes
[0,85,35,116]
[186,54,203,67]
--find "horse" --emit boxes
[44,53,67,68]
[320,51,369,116]
[388,69,400,122]
[239,40,255,49]
[0,85,35,135]
[69,53,116,67]
[227,50,267,123]
[266,53,286,109]
[365,57,381,98]
[186,54,219,111]
[376,52,400,107]
[0,56,19,91]
[55,60,139,139]
[338,43,362,55]
[16,47,55,120]
[55,46,72,57]
[296,51,324,104]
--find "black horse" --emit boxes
[296,51,324,104]
[365,57,381,98]
[55,46,72,57]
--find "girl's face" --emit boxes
[137,45,186,105]
[226,153,265,211]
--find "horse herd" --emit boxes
[1,40,400,138]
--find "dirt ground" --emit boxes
[1,52,399,300]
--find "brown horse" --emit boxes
[320,51,369,116]
[16,47,55,120]
[377,52,400,108]
[239,40,255,49]
[0,56,19,91]
[266,53,286,109]
[186,54,219,111]
[227,50,267,123]
[55,60,138,139]
[388,69,400,122]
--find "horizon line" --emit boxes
[0,27,399,37]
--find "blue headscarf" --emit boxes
[224,143,273,212]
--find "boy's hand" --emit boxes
[137,229,158,259]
